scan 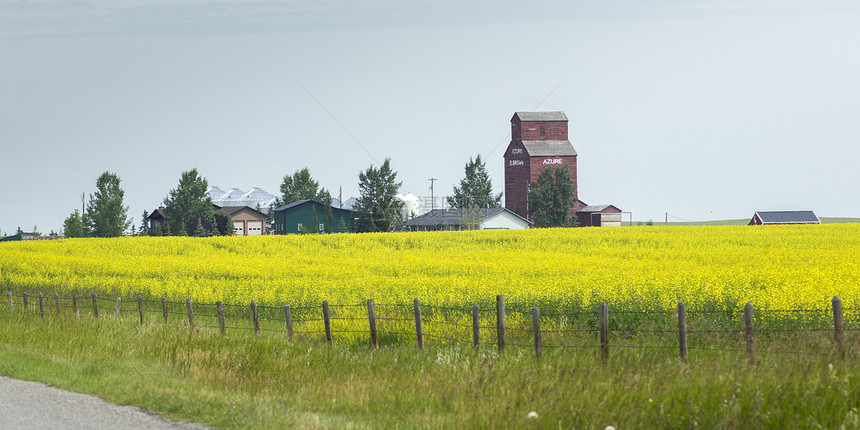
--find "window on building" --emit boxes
[297,223,303,232]
[540,126,545,136]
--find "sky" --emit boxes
[2,0,859,234]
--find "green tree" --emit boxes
[311,205,319,234]
[63,210,85,238]
[277,168,331,206]
[354,158,403,233]
[324,202,333,234]
[140,210,151,236]
[447,154,503,209]
[163,169,216,236]
[527,164,579,228]
[86,171,131,237]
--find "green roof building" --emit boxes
[273,200,355,234]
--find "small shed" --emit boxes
[576,205,623,227]
[748,211,820,225]
[402,208,532,231]
[273,200,355,234]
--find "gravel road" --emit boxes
[0,376,209,429]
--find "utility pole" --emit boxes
[665,212,668,226]
[428,178,437,211]
[338,186,343,209]
[81,192,85,215]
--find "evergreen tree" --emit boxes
[193,219,207,237]
[447,154,503,209]
[277,168,331,206]
[63,210,85,238]
[86,171,131,237]
[527,164,579,228]
[354,158,403,233]
[324,202,334,234]
[140,210,151,236]
[163,169,216,236]
[311,205,320,234]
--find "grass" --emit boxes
[1,309,860,429]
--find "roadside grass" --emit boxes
[1,311,859,429]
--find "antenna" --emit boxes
[428,178,438,211]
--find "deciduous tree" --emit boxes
[163,169,217,236]
[527,164,579,228]
[277,168,331,206]
[447,154,502,209]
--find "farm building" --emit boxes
[146,204,268,235]
[206,186,277,210]
[749,211,820,225]
[577,205,623,227]
[272,199,354,234]
[219,206,268,236]
[504,111,584,219]
[402,208,531,231]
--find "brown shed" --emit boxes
[576,205,623,227]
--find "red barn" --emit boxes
[504,111,584,219]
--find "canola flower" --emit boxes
[0,224,857,314]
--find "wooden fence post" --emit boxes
[323,300,332,345]
[38,292,44,318]
[186,298,194,330]
[217,301,225,335]
[115,297,122,319]
[599,302,609,362]
[7,291,11,311]
[744,302,755,366]
[414,299,423,349]
[472,304,480,349]
[284,304,293,339]
[54,294,60,316]
[833,296,845,359]
[137,295,144,325]
[73,295,79,318]
[23,292,28,312]
[161,297,168,322]
[92,293,98,318]
[251,301,260,338]
[678,301,687,363]
[496,295,506,351]
[531,307,542,359]
[367,299,378,348]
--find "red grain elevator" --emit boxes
[504,111,583,219]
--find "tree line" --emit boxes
[62,154,577,238]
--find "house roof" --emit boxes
[146,207,169,220]
[753,211,820,224]
[577,204,622,213]
[522,140,577,157]
[513,111,568,122]
[273,199,355,213]
[403,208,531,227]
[216,205,267,217]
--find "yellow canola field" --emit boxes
[0,224,858,311]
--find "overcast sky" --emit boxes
[2,0,859,234]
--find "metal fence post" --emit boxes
[323,300,332,345]
[532,307,542,359]
[472,304,480,349]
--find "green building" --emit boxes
[273,200,355,234]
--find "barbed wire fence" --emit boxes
[3,291,857,363]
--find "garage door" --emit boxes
[233,221,245,236]
[247,220,263,236]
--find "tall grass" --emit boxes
[0,309,858,429]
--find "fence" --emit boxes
[3,291,857,363]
